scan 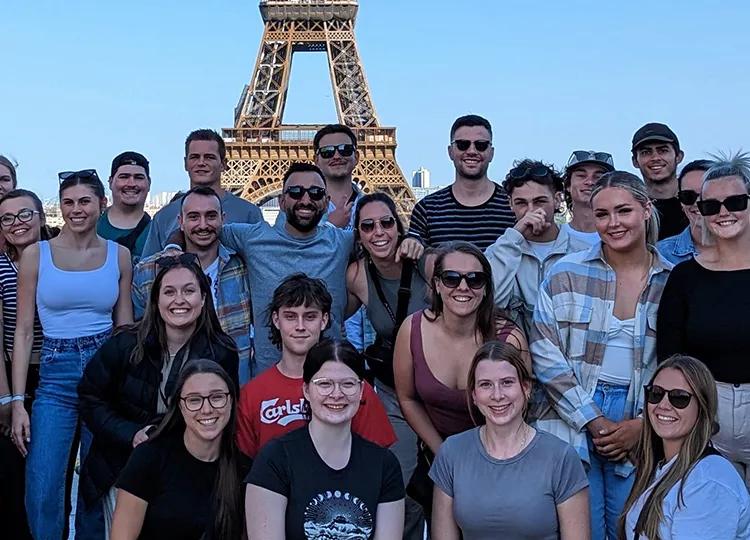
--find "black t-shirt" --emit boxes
[116,433,219,540]
[246,426,404,540]
[657,258,750,384]
[653,197,689,240]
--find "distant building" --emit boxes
[412,167,431,188]
[147,191,179,208]
[412,186,443,201]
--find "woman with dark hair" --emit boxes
[10,171,133,539]
[622,355,750,539]
[0,189,51,539]
[111,358,243,540]
[346,193,428,487]
[531,171,671,540]
[431,341,590,540]
[657,153,750,489]
[246,339,405,539]
[78,254,238,536]
[393,241,529,456]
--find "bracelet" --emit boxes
[0,394,11,406]
[10,394,25,403]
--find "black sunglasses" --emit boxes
[677,189,700,206]
[58,169,99,184]
[284,185,327,201]
[452,139,491,152]
[567,151,614,168]
[156,252,199,269]
[645,384,693,410]
[696,194,750,216]
[509,165,551,179]
[316,144,356,159]
[439,270,488,290]
[359,216,396,233]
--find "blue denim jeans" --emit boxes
[587,382,635,540]
[25,330,110,540]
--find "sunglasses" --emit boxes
[509,165,551,179]
[645,384,693,409]
[58,169,99,184]
[284,185,327,201]
[696,194,750,216]
[452,139,491,152]
[316,144,356,159]
[359,216,397,233]
[156,252,199,269]
[0,208,40,228]
[439,270,488,290]
[677,189,700,206]
[567,151,614,168]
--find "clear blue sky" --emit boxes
[2,0,748,200]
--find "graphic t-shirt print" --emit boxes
[303,489,373,539]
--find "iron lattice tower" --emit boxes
[221,0,416,216]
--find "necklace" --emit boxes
[481,423,530,459]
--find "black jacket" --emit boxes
[78,327,239,505]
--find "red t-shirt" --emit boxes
[237,365,397,458]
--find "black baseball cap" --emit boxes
[110,151,150,178]
[631,123,680,152]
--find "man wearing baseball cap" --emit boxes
[561,150,616,246]
[97,151,152,261]
[631,122,687,240]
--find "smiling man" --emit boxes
[97,151,152,261]
[408,114,515,250]
[631,122,687,240]
[141,129,262,258]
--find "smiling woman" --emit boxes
[111,359,244,540]
[530,171,672,540]
[78,256,238,538]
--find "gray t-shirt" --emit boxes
[141,191,262,258]
[429,427,588,540]
[220,220,354,375]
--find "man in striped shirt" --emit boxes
[407,114,515,250]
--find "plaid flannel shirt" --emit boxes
[529,243,672,476]
[132,243,254,382]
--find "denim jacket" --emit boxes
[656,227,696,265]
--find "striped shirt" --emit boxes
[529,244,672,477]
[0,253,44,356]
[407,183,515,250]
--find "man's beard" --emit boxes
[457,163,488,181]
[286,204,324,233]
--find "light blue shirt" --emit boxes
[625,454,750,539]
[656,227,697,266]
[220,220,354,374]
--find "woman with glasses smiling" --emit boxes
[111,359,244,540]
[393,241,529,456]
[78,255,238,538]
[0,189,54,539]
[657,152,750,490]
[621,355,750,539]
[246,339,405,539]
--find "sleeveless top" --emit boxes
[410,310,519,439]
[0,253,43,355]
[364,259,428,339]
[36,240,120,339]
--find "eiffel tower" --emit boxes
[221,0,416,217]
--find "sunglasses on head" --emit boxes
[567,151,614,168]
[316,144,356,159]
[359,216,396,233]
[58,169,99,184]
[439,270,488,290]
[284,185,327,201]
[645,384,693,409]
[452,139,491,152]
[696,194,750,216]
[509,165,551,179]
[677,189,700,206]
[156,252,199,269]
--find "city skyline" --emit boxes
[2,1,748,199]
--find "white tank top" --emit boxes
[36,240,120,339]
[599,316,636,386]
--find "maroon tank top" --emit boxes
[410,310,518,439]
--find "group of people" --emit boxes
[0,115,748,540]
